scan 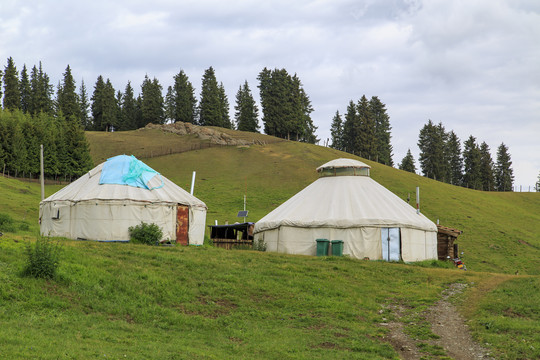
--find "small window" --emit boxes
[52,209,60,220]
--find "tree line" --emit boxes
[398,120,514,191]
[1,58,317,143]
[329,95,393,166]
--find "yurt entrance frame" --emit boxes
[176,205,189,245]
[381,228,401,261]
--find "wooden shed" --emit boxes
[437,225,463,260]
[209,222,254,250]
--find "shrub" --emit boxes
[19,222,30,231]
[0,213,17,233]
[22,237,61,279]
[128,222,163,245]
[253,238,267,252]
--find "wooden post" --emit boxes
[40,144,45,201]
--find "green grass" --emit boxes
[0,236,475,359]
[0,127,539,358]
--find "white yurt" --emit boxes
[253,158,438,262]
[40,155,207,244]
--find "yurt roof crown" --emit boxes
[316,158,371,177]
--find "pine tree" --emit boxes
[218,82,232,129]
[120,81,139,130]
[168,69,197,124]
[0,68,3,101]
[297,80,317,143]
[418,120,446,181]
[357,95,376,160]
[463,135,482,190]
[29,62,54,115]
[494,142,514,191]
[234,80,259,132]
[20,65,31,113]
[3,57,20,110]
[199,67,222,127]
[446,130,463,186]
[370,96,393,166]
[140,75,164,126]
[342,100,359,154]
[535,172,540,192]
[330,110,343,151]
[56,65,80,121]
[90,76,118,131]
[479,142,495,191]
[399,149,416,173]
[79,80,90,129]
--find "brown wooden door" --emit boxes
[176,205,189,245]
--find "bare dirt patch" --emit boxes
[382,283,494,359]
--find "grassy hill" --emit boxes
[0,126,538,359]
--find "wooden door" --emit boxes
[176,205,189,245]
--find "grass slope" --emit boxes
[0,127,538,359]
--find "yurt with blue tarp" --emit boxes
[39,155,207,244]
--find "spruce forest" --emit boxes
[1,57,514,190]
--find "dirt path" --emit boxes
[382,283,494,360]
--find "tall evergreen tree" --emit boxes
[330,110,343,151]
[120,81,139,130]
[399,149,416,173]
[446,130,463,186]
[140,75,164,126]
[168,69,197,124]
[535,171,540,192]
[418,120,446,181]
[370,96,393,166]
[357,95,376,160]
[463,135,482,190]
[29,62,54,115]
[479,142,495,191]
[56,65,80,121]
[91,76,117,131]
[19,65,31,113]
[79,80,90,129]
[234,80,259,132]
[218,82,232,129]
[257,68,316,142]
[0,68,3,102]
[342,100,359,154]
[3,57,20,110]
[198,67,222,127]
[494,142,514,191]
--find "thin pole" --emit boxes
[190,171,196,195]
[40,144,45,201]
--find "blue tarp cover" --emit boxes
[99,155,163,190]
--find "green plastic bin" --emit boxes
[316,239,330,256]
[331,240,344,256]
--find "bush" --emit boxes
[22,237,61,279]
[0,213,17,233]
[253,238,267,252]
[128,222,163,245]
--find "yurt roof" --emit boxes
[41,155,206,208]
[254,167,436,233]
[316,158,371,172]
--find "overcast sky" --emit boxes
[1,0,539,188]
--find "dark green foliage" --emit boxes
[140,75,164,126]
[218,82,232,129]
[91,76,119,131]
[446,130,463,186]
[119,81,140,130]
[19,64,31,113]
[198,67,223,127]
[418,120,447,181]
[0,212,17,233]
[479,142,495,191]
[495,142,514,191]
[257,68,317,143]
[22,237,61,279]
[3,57,20,111]
[463,135,482,190]
[234,80,259,132]
[357,95,377,160]
[29,62,54,116]
[128,222,163,245]
[399,149,416,173]
[370,96,393,166]
[166,70,197,124]
[330,110,343,150]
[78,80,90,129]
[56,65,80,121]
[342,100,358,154]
